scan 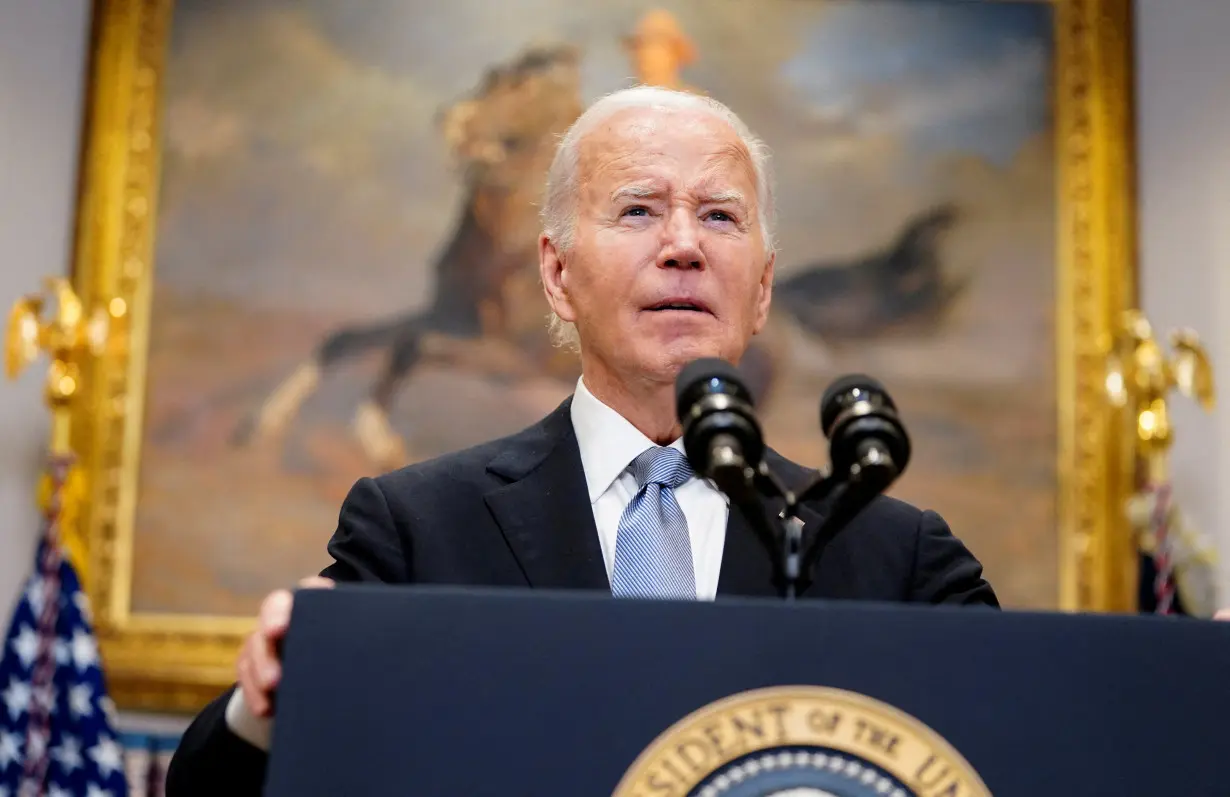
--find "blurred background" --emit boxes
[1,0,1227,793]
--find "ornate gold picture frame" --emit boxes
[67,0,1139,713]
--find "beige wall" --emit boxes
[1,1,1228,615]
[1134,0,1230,603]
[0,0,90,615]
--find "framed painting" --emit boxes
[67,0,1139,712]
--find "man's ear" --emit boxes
[752,250,775,334]
[539,234,577,322]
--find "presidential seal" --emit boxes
[612,686,990,797]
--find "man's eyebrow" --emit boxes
[610,185,747,204]
[610,184,662,202]
[701,189,747,205]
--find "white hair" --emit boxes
[540,85,777,351]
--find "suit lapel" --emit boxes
[483,399,610,592]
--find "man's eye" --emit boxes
[622,206,649,217]
[707,210,734,222]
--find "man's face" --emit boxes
[540,106,774,387]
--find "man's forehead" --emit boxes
[580,106,750,163]
[595,161,757,204]
[579,121,756,194]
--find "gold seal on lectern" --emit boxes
[612,686,991,797]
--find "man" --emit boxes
[165,85,997,795]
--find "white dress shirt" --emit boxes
[569,376,729,600]
[224,376,730,751]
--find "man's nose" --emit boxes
[659,210,704,270]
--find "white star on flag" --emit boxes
[1,680,30,723]
[51,734,82,773]
[0,731,20,768]
[52,640,69,667]
[8,629,38,672]
[87,737,122,778]
[69,630,99,673]
[68,684,93,720]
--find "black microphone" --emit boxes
[675,358,764,500]
[819,374,911,493]
[786,375,912,595]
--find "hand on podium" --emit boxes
[226,576,335,747]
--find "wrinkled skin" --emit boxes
[539,106,775,442]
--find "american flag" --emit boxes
[0,454,129,796]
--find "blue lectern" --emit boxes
[263,584,1230,796]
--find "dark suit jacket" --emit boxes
[165,397,997,796]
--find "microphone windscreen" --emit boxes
[675,358,750,419]
[819,373,891,432]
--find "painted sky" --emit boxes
[154,0,1055,314]
[167,0,1052,158]
[781,2,1052,164]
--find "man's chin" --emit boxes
[653,340,735,375]
[595,329,745,382]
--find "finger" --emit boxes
[252,590,294,688]
[298,575,336,589]
[1214,607,1230,621]
[250,619,284,696]
[237,637,272,718]
[259,589,295,640]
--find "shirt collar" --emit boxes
[569,376,688,503]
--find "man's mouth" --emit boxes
[645,298,712,314]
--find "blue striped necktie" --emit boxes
[610,446,697,599]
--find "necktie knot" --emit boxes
[629,446,694,491]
